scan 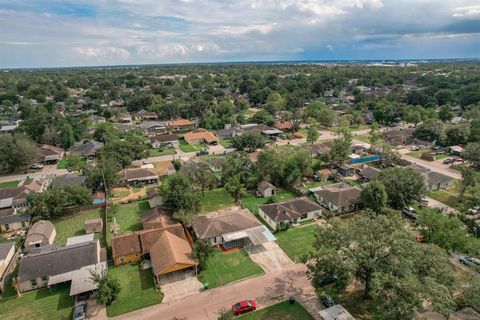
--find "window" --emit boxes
[301,213,308,220]
[41,276,48,284]
[4,224,9,231]
[119,256,125,263]
[30,279,37,287]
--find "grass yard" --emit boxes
[305,180,334,189]
[237,300,314,320]
[241,190,297,215]
[198,249,264,288]
[200,188,235,213]
[0,283,74,320]
[56,157,86,169]
[110,200,150,235]
[276,225,319,262]
[148,148,176,157]
[427,189,461,209]
[179,139,204,153]
[0,180,19,189]
[53,208,103,246]
[220,139,232,148]
[106,264,163,317]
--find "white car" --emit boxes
[30,163,44,169]
[410,146,420,151]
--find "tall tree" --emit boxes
[307,127,319,144]
[90,270,121,306]
[326,127,352,166]
[360,180,388,215]
[307,214,457,319]
[161,173,200,213]
[376,167,426,209]
[225,174,245,203]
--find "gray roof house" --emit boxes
[69,140,104,159]
[258,197,322,230]
[408,164,453,192]
[119,168,159,185]
[51,174,86,189]
[17,240,101,293]
[215,127,244,139]
[358,166,381,181]
[192,208,276,250]
[313,183,362,214]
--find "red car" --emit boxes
[231,300,257,315]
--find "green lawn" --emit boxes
[0,283,74,320]
[198,249,264,288]
[427,189,461,209]
[106,264,163,317]
[237,300,314,320]
[56,157,86,169]
[179,139,204,153]
[110,200,150,235]
[200,188,235,213]
[240,190,297,215]
[148,148,176,157]
[276,225,319,262]
[331,291,375,320]
[406,148,431,160]
[305,180,334,189]
[53,208,103,246]
[0,180,19,189]
[220,139,232,148]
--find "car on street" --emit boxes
[321,295,335,308]
[29,163,44,169]
[459,256,480,269]
[196,150,209,156]
[232,300,257,316]
[443,158,455,164]
[402,206,418,220]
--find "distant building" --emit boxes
[169,119,194,132]
[312,183,361,214]
[258,197,322,230]
[69,140,104,159]
[119,168,159,186]
[184,129,219,145]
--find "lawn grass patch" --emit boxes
[106,264,163,317]
[179,139,204,153]
[148,148,176,157]
[276,225,319,262]
[53,208,103,246]
[305,180,334,189]
[200,188,235,213]
[56,157,86,169]
[241,190,297,215]
[110,200,150,235]
[332,291,375,320]
[0,180,19,189]
[427,189,461,209]
[220,139,232,148]
[198,249,264,288]
[0,282,74,320]
[237,300,314,320]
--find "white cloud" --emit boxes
[73,47,131,61]
[453,5,480,18]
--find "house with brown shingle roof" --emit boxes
[184,128,219,145]
[258,197,322,230]
[312,182,361,214]
[192,208,276,250]
[24,220,56,251]
[169,118,194,132]
[119,168,159,186]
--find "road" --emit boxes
[113,263,322,320]
[397,149,461,180]
[0,165,68,183]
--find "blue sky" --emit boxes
[0,0,479,68]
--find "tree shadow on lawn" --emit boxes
[260,269,306,305]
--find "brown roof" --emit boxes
[141,208,175,230]
[170,119,193,127]
[139,225,185,253]
[85,218,103,233]
[259,197,322,223]
[193,208,261,239]
[184,129,219,143]
[40,144,64,155]
[313,183,361,208]
[27,220,55,238]
[120,168,158,181]
[276,121,293,130]
[149,231,197,276]
[112,233,142,257]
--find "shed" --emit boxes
[24,220,56,251]
[85,218,103,234]
[257,181,277,197]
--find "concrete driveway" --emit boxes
[159,271,204,303]
[247,242,295,274]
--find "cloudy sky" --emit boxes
[0,0,479,68]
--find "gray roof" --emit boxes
[424,171,452,185]
[259,197,322,223]
[257,181,277,193]
[0,242,14,260]
[192,208,262,239]
[69,141,104,156]
[150,134,178,143]
[313,183,361,208]
[216,127,244,138]
[52,174,86,189]
[0,213,30,225]
[359,167,381,179]
[18,240,99,282]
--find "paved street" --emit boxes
[113,263,322,320]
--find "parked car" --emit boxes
[232,300,257,316]
[459,256,480,268]
[432,146,445,151]
[29,163,44,169]
[410,146,420,151]
[402,206,417,220]
[318,275,338,287]
[467,206,479,215]
[321,295,335,308]
[73,302,86,320]
[395,145,404,150]
[443,158,455,164]
[196,150,209,156]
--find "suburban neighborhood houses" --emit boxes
[0,61,480,320]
